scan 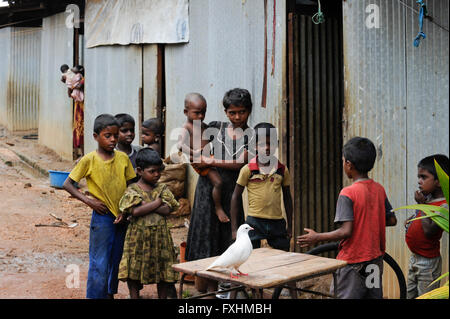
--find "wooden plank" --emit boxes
[196,256,346,289]
[172,248,286,275]
[173,248,347,289]
[243,258,347,288]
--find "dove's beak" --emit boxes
[249,227,254,231]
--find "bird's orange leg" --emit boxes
[230,272,239,279]
[237,269,248,276]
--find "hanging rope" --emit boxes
[312,0,325,24]
[413,0,427,47]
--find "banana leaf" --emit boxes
[416,286,449,299]
[395,204,449,219]
[435,159,449,205]
[428,272,449,288]
[408,213,447,226]
[394,204,449,233]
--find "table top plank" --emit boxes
[173,248,347,289]
[172,248,305,274]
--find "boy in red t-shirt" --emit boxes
[297,137,397,299]
[405,154,449,299]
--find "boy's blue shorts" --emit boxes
[245,216,290,252]
[86,211,127,299]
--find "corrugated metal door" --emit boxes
[288,1,344,257]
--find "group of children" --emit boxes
[64,90,448,299]
[63,113,175,299]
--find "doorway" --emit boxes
[287,0,344,255]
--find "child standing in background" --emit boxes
[68,65,85,103]
[142,118,163,155]
[118,148,179,299]
[115,113,142,169]
[63,114,136,299]
[405,154,449,299]
[297,137,397,299]
[230,122,292,250]
[60,64,75,98]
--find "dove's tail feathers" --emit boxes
[205,261,218,270]
[205,261,217,271]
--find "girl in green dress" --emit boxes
[118,148,179,299]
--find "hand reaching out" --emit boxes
[296,228,319,248]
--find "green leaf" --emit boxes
[395,204,449,233]
[394,204,449,216]
[417,286,449,299]
[408,214,443,223]
[435,159,449,205]
[428,272,449,288]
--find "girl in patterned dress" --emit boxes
[118,148,179,299]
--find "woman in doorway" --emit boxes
[71,65,85,158]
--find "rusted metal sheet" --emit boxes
[38,12,74,160]
[85,0,189,48]
[164,0,286,205]
[0,27,40,131]
[343,0,448,298]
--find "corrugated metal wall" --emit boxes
[84,44,142,153]
[343,0,449,298]
[404,0,449,297]
[83,44,159,154]
[164,0,286,205]
[0,27,11,126]
[0,27,41,131]
[39,12,74,160]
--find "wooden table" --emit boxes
[172,248,347,299]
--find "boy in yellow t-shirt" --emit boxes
[63,114,136,299]
[230,123,293,251]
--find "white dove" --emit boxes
[206,224,254,278]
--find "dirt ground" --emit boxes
[0,126,331,299]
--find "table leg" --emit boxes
[332,272,338,299]
[178,273,186,299]
[251,288,264,299]
[287,281,298,299]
